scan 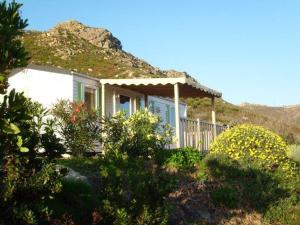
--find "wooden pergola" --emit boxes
[100,77,222,148]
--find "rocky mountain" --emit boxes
[21,20,300,143]
[21,20,189,79]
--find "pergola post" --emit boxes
[101,83,106,117]
[211,97,217,140]
[174,83,181,148]
[112,89,117,115]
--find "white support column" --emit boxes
[112,89,117,115]
[174,83,181,148]
[211,97,217,140]
[101,83,106,117]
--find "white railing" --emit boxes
[180,118,228,152]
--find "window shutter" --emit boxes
[96,86,102,115]
[77,81,84,102]
[170,106,175,127]
[149,100,155,113]
[165,104,170,124]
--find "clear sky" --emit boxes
[14,0,300,106]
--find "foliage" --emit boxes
[162,147,204,170]
[287,145,300,162]
[210,124,297,174]
[52,100,102,157]
[0,90,65,225]
[0,0,29,93]
[103,110,173,158]
[205,153,300,224]
[98,151,171,225]
[265,195,300,225]
[47,179,99,225]
[211,186,238,208]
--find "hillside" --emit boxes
[20,20,300,143]
[21,20,188,79]
[186,98,300,143]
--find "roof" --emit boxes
[10,64,222,98]
[100,77,222,98]
[9,64,99,82]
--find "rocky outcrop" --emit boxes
[23,20,193,79]
[53,20,122,50]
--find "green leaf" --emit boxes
[9,123,20,134]
[20,147,29,153]
[17,135,23,147]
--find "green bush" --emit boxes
[211,186,238,208]
[98,151,171,225]
[205,153,300,224]
[163,147,204,170]
[210,124,296,174]
[47,179,99,224]
[0,90,65,225]
[103,110,173,158]
[52,100,102,156]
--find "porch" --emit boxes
[100,77,224,150]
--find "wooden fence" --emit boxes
[180,118,228,152]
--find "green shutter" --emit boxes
[77,81,84,102]
[149,100,155,113]
[96,86,102,115]
[170,106,175,127]
[165,104,170,124]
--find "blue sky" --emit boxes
[15,0,300,106]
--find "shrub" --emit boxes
[52,100,102,156]
[210,124,296,174]
[163,147,204,170]
[211,186,238,208]
[0,90,65,225]
[103,110,173,158]
[205,153,300,223]
[98,151,171,225]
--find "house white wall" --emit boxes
[8,68,74,109]
[148,96,187,126]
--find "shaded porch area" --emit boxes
[100,77,225,150]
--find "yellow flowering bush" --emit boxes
[210,124,296,173]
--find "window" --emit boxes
[84,87,96,111]
[136,97,145,110]
[119,95,130,116]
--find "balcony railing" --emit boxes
[180,118,228,152]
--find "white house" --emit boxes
[7,64,225,150]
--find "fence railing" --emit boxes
[180,118,228,152]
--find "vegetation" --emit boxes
[103,110,173,158]
[205,154,300,225]
[0,90,66,225]
[52,100,102,156]
[210,124,297,174]
[0,0,29,93]
[53,111,300,225]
